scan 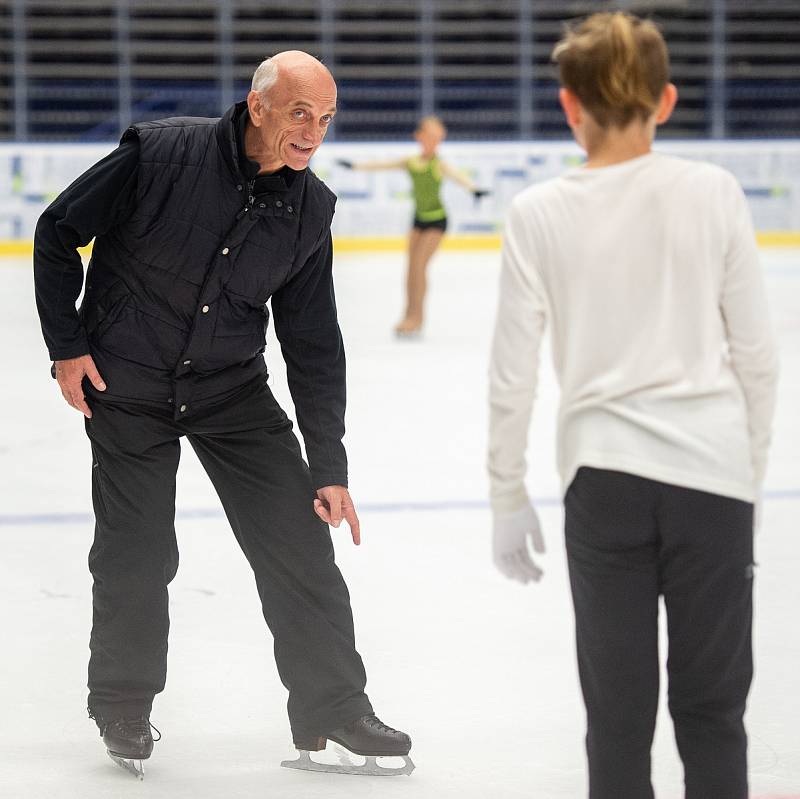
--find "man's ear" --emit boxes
[247,90,264,127]
[559,87,582,129]
[655,83,678,126]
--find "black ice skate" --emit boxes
[281,713,414,776]
[92,713,160,780]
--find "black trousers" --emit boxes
[564,467,754,799]
[84,377,372,738]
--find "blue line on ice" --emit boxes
[1,490,798,526]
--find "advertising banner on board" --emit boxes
[1,140,798,242]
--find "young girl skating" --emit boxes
[339,116,488,336]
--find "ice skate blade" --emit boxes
[281,749,415,776]
[107,751,145,780]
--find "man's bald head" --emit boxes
[251,51,335,107]
[270,50,333,77]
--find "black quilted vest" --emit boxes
[81,103,335,418]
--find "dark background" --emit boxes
[1,0,798,141]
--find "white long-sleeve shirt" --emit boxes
[488,152,779,512]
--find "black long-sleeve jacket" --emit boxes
[33,102,348,488]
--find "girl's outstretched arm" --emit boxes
[336,157,409,171]
[440,160,489,198]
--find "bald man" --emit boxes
[33,52,412,779]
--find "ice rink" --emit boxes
[2,246,799,799]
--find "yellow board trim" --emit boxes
[333,235,502,253]
[0,241,92,257]
[755,231,800,248]
[2,231,799,258]
[0,241,34,256]
[337,232,800,251]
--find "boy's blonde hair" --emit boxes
[552,12,670,128]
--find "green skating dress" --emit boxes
[407,155,447,230]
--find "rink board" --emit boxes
[1,139,799,247]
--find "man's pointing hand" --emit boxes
[314,486,361,545]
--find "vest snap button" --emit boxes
[183,359,191,365]
[287,206,293,213]
[259,203,266,208]
[201,305,209,313]
[236,184,242,191]
[275,200,283,208]
[180,404,187,413]
[222,247,229,255]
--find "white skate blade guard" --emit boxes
[107,751,145,780]
[281,747,415,776]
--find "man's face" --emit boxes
[249,69,337,172]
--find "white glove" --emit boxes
[492,502,546,584]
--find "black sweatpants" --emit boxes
[84,377,372,739]
[564,467,754,799]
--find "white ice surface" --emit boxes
[1,248,799,799]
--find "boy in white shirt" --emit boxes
[488,12,778,799]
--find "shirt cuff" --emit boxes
[311,472,349,491]
[490,484,531,515]
[48,339,90,362]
